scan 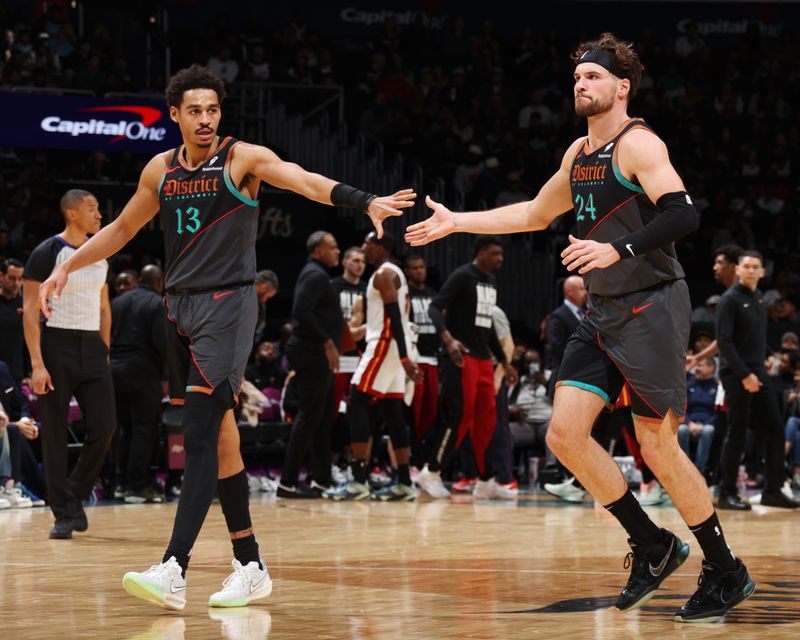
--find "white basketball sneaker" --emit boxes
[122,556,187,610]
[415,464,451,499]
[473,478,498,499]
[208,559,272,608]
[543,476,586,503]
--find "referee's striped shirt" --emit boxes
[23,235,108,331]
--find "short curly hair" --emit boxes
[165,64,226,108]
[571,33,644,100]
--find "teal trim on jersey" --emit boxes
[557,380,610,404]
[224,168,259,206]
[612,162,645,194]
[158,172,166,197]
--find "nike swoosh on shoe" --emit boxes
[649,538,674,577]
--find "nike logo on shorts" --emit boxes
[212,291,235,300]
[631,303,653,314]
[649,538,674,577]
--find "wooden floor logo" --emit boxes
[504,579,800,624]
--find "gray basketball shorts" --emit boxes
[165,284,257,404]
[556,278,691,422]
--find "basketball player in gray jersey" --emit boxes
[38,64,415,611]
[406,33,753,623]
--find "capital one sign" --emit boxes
[0,93,182,152]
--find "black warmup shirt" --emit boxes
[332,275,366,355]
[428,263,504,361]
[332,276,366,322]
[570,118,685,296]
[159,136,260,292]
[409,285,440,359]
[110,284,166,384]
[289,259,344,348]
[715,283,768,379]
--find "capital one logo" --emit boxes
[40,105,168,143]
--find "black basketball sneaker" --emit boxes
[674,558,755,623]
[615,528,690,612]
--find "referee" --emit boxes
[22,189,116,539]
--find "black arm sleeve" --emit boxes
[715,295,751,380]
[428,269,464,334]
[384,302,408,359]
[610,191,699,259]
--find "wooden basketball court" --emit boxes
[3,492,799,639]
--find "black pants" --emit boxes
[720,368,785,495]
[280,344,334,486]
[113,371,162,491]
[38,327,116,520]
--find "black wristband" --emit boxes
[331,183,377,212]
[384,301,409,359]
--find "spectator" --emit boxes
[248,45,270,81]
[691,294,719,323]
[207,46,239,84]
[508,349,554,467]
[0,258,25,384]
[114,269,139,296]
[253,269,279,347]
[545,275,587,398]
[784,365,800,490]
[678,358,718,475]
[276,231,342,498]
[0,360,41,507]
[110,264,166,504]
[245,340,287,392]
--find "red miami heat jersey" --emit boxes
[159,137,259,291]
[569,119,684,296]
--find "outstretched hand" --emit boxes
[404,196,456,246]
[561,234,621,274]
[366,189,416,239]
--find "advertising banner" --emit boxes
[0,92,182,153]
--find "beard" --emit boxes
[574,92,615,118]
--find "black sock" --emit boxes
[397,464,411,486]
[232,535,261,568]
[689,512,737,571]
[163,547,190,578]
[218,470,261,567]
[352,459,368,484]
[604,489,662,544]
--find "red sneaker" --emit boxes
[452,477,477,493]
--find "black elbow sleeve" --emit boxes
[611,191,698,259]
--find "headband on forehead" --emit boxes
[576,48,628,80]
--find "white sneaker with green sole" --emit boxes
[209,559,272,608]
[122,556,186,610]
